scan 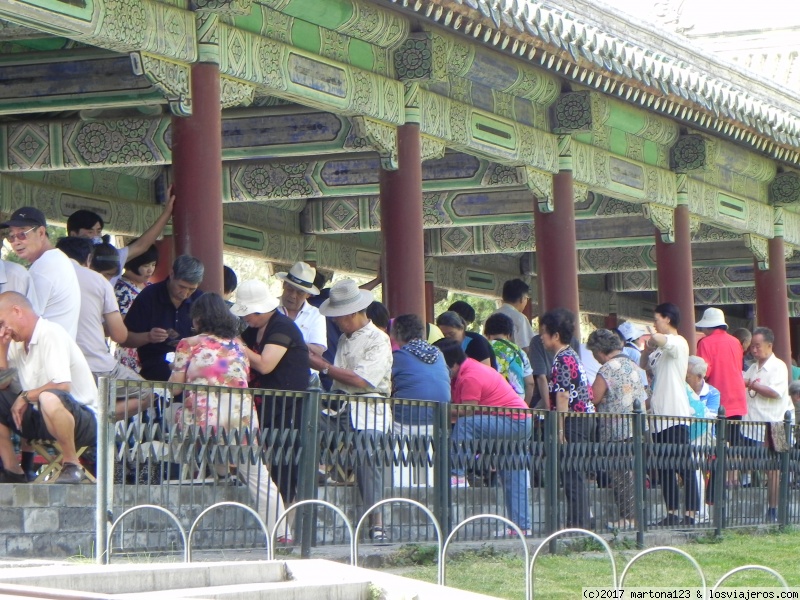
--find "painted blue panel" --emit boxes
[421,153,481,180]
[470,82,494,113]
[320,158,381,186]
[288,54,346,98]
[222,113,343,148]
[451,190,531,217]
[467,50,520,91]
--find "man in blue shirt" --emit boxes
[122,255,204,382]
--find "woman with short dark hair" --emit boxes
[436,311,497,369]
[641,302,697,526]
[539,308,595,529]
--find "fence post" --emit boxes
[631,399,646,548]
[778,410,792,528]
[433,400,451,538]
[713,406,727,537]
[544,409,559,553]
[95,376,112,565]
[297,387,321,558]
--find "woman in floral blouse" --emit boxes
[540,308,595,529]
[169,292,284,533]
[587,328,648,530]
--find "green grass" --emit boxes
[389,529,800,599]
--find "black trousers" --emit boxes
[563,416,594,528]
[652,424,699,512]
[258,394,303,505]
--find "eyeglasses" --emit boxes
[5,226,38,243]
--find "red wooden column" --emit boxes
[151,235,175,283]
[170,63,224,295]
[654,204,696,353]
[604,313,618,330]
[380,123,426,321]
[754,236,792,369]
[424,280,435,324]
[534,170,580,338]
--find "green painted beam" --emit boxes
[611,264,800,292]
[0,0,196,63]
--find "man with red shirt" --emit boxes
[436,338,532,536]
[696,308,747,419]
[696,307,747,487]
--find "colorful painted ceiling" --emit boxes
[0,0,798,321]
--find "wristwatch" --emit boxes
[322,365,330,376]
[20,390,29,403]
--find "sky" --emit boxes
[602,0,800,34]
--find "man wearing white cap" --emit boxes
[275,262,327,359]
[695,307,747,421]
[309,278,393,542]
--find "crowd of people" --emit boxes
[0,203,798,540]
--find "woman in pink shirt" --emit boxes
[435,338,532,536]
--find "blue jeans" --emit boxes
[452,414,532,529]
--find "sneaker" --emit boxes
[54,463,87,484]
[495,527,532,537]
[276,535,294,545]
[766,508,778,523]
[681,516,695,526]
[450,475,469,487]
[653,513,682,527]
[369,526,390,543]
[0,469,28,484]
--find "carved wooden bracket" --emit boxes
[130,52,192,117]
[519,166,554,213]
[743,233,770,270]
[220,76,255,109]
[348,116,398,170]
[642,203,674,243]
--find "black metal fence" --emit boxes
[100,379,798,556]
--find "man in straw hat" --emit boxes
[275,262,327,358]
[309,278,393,542]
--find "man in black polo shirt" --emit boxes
[122,255,204,382]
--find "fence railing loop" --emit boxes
[619,546,706,595]
[530,528,617,597]
[353,498,443,570]
[442,514,531,600]
[269,499,354,563]
[712,565,789,591]
[107,505,187,564]
[187,501,269,562]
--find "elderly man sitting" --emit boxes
[309,279,393,542]
[0,292,97,484]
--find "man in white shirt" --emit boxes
[742,327,792,522]
[309,278,393,542]
[1,207,80,339]
[493,278,534,352]
[0,260,38,308]
[56,238,149,420]
[276,261,327,358]
[0,292,97,484]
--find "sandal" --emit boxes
[369,526,389,543]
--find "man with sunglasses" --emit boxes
[1,207,80,339]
